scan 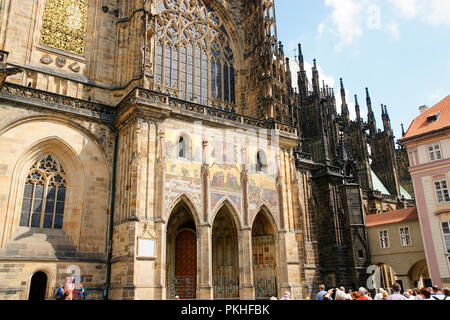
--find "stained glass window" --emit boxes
[154,0,236,107]
[156,41,163,84]
[20,155,67,229]
[230,66,236,104]
[180,44,187,100]
[164,44,172,87]
[224,63,229,103]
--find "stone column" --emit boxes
[277,230,291,297]
[240,226,255,300]
[276,149,303,299]
[153,124,165,299]
[239,144,254,299]
[197,137,213,299]
[198,223,213,299]
[153,219,165,300]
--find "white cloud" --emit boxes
[319,0,450,50]
[386,0,450,24]
[387,21,400,40]
[426,0,450,25]
[318,23,326,37]
[323,0,365,50]
[386,0,422,18]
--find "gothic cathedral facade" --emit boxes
[0,0,413,300]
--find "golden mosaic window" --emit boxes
[154,0,236,107]
[40,0,88,55]
[20,155,67,229]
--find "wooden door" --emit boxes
[175,230,197,299]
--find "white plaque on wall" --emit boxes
[138,238,155,258]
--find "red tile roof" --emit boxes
[399,95,450,142]
[365,207,418,227]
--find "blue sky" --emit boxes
[275,0,450,140]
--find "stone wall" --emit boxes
[0,102,111,299]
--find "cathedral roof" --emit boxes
[400,95,450,142]
[365,207,418,227]
[400,185,413,200]
[371,170,390,195]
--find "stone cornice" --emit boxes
[1,83,299,140]
[311,163,344,179]
[409,156,450,174]
[1,82,115,121]
[116,87,298,137]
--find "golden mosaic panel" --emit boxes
[40,0,88,55]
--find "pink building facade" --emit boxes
[399,96,450,287]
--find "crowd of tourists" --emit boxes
[311,283,450,300]
[272,283,449,300]
[54,283,87,300]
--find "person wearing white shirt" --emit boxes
[374,288,385,300]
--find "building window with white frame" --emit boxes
[428,143,443,162]
[399,226,412,247]
[434,179,450,204]
[379,230,390,249]
[441,221,450,255]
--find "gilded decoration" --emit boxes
[40,0,88,55]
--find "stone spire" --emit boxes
[366,87,377,136]
[312,59,320,96]
[340,78,350,122]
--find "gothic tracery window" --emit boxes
[154,0,236,107]
[20,155,67,229]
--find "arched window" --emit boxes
[256,151,268,174]
[20,155,67,229]
[178,136,186,159]
[40,0,88,55]
[154,0,236,107]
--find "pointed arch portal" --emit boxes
[252,211,277,299]
[212,205,239,299]
[166,198,198,299]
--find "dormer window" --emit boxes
[427,112,441,124]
